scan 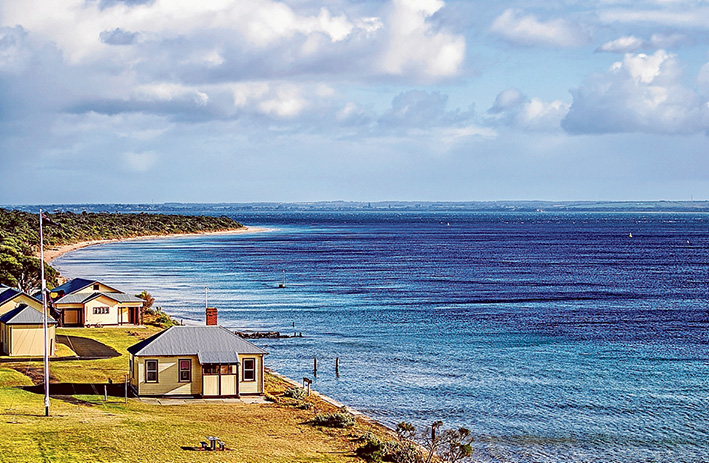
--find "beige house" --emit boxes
[127,326,267,397]
[0,285,56,357]
[50,278,142,327]
[0,304,57,356]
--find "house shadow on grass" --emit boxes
[21,382,135,405]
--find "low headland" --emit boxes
[0,208,400,462]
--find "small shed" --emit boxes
[0,304,57,357]
[127,326,268,397]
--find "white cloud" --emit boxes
[597,33,690,53]
[598,7,709,28]
[379,0,465,79]
[488,88,569,131]
[597,36,645,53]
[563,50,709,134]
[258,85,308,118]
[490,9,589,48]
[123,150,158,172]
[489,88,526,113]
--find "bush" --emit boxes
[311,407,356,428]
[282,386,307,400]
[355,433,388,462]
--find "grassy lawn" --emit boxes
[0,328,387,462]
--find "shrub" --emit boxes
[282,386,307,400]
[311,407,355,428]
[355,433,389,462]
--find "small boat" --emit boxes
[278,270,286,288]
[628,233,632,238]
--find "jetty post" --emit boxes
[313,357,317,377]
[335,357,340,377]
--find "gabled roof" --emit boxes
[0,286,21,305]
[55,292,142,305]
[50,278,97,295]
[0,286,42,306]
[0,304,57,325]
[50,278,121,296]
[127,326,267,360]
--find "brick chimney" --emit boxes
[206,307,218,326]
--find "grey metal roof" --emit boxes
[128,326,268,360]
[198,351,240,364]
[55,292,142,305]
[0,304,57,325]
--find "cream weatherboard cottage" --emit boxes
[50,278,143,327]
[127,326,267,397]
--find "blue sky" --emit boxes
[1,0,708,204]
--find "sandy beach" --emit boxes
[43,226,268,262]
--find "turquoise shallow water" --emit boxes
[53,211,709,462]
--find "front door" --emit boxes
[202,364,238,397]
[63,309,80,326]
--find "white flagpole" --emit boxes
[39,209,49,417]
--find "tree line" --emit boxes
[0,208,243,293]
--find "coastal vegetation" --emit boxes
[0,207,242,292]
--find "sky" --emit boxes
[1,0,709,204]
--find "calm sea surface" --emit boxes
[53,211,709,462]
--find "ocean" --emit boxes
[52,209,709,462]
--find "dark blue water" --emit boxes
[54,211,709,462]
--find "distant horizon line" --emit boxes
[4,199,709,207]
[4,200,709,215]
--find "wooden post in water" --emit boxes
[313,357,317,377]
[335,357,340,378]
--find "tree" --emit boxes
[135,290,155,325]
[390,421,475,463]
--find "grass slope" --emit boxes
[0,328,384,462]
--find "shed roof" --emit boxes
[0,304,57,325]
[128,326,267,359]
[55,292,142,305]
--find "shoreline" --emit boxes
[41,224,398,438]
[43,226,269,263]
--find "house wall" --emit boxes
[238,354,265,395]
[83,296,139,326]
[2,324,55,357]
[0,295,43,315]
[133,355,202,396]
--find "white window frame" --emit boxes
[145,359,158,383]
[242,358,256,382]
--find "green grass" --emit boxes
[0,328,388,462]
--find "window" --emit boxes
[203,364,235,375]
[179,359,191,382]
[242,358,256,381]
[92,284,100,290]
[93,306,109,315]
[145,360,158,382]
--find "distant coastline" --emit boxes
[9,200,709,215]
[44,226,268,263]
